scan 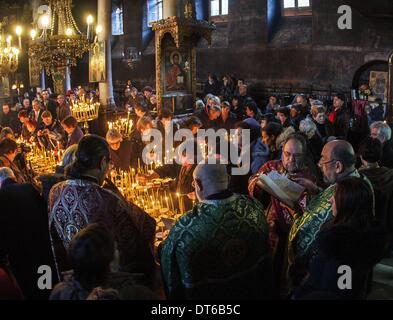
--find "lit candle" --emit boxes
[15,26,22,49]
[170,194,175,212]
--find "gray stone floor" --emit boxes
[368,259,393,300]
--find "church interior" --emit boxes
[0,0,393,302]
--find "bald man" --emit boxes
[287,140,374,287]
[160,163,273,299]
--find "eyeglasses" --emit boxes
[318,158,338,167]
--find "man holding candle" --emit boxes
[37,111,67,151]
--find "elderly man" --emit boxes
[56,95,71,122]
[30,99,44,126]
[21,98,32,114]
[0,104,19,133]
[287,140,373,286]
[370,121,393,168]
[41,89,58,120]
[106,128,132,170]
[248,134,316,293]
[160,162,273,300]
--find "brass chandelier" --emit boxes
[28,0,92,76]
[0,19,20,75]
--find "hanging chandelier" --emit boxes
[28,0,93,76]
[0,19,20,75]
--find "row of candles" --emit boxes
[70,100,100,122]
[137,158,163,174]
[26,142,60,174]
[108,117,133,137]
[110,167,181,217]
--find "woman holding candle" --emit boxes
[105,128,132,171]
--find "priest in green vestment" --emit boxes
[160,163,274,299]
[287,140,374,286]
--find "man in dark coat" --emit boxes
[358,137,393,251]
[0,104,19,133]
[0,170,57,299]
[61,116,84,148]
[370,121,393,168]
[328,94,350,139]
[41,89,58,120]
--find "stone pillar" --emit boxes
[387,51,393,125]
[98,0,114,107]
[163,0,177,18]
[65,66,71,92]
[40,69,46,90]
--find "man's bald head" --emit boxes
[319,140,356,185]
[324,140,356,169]
[193,163,229,200]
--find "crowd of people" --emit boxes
[0,77,393,300]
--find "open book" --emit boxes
[258,170,305,209]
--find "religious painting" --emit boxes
[29,57,41,87]
[89,41,106,83]
[369,70,388,102]
[163,47,191,93]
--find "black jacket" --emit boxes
[381,141,393,169]
[294,223,386,300]
[43,99,58,120]
[203,81,220,96]
[38,120,67,150]
[0,179,57,299]
[194,107,221,131]
[314,120,335,143]
[109,139,133,171]
[220,112,238,132]
[0,111,20,133]
[359,167,393,246]
[332,107,350,138]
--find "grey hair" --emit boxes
[310,100,323,107]
[195,99,205,110]
[193,163,229,190]
[209,95,221,107]
[106,129,123,144]
[370,121,392,142]
[0,167,15,187]
[61,144,78,167]
[299,118,317,139]
[0,127,14,141]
